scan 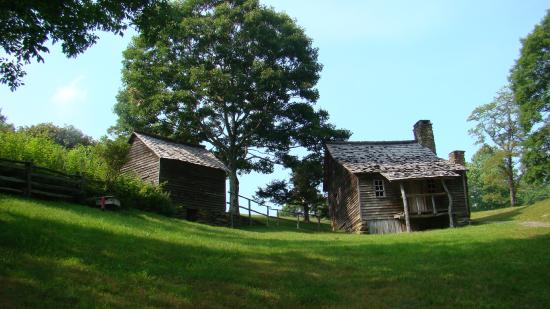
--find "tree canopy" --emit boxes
[113,0,350,217]
[468,86,524,206]
[19,123,95,148]
[0,0,163,90]
[510,10,550,185]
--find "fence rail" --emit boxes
[228,192,323,230]
[0,158,84,201]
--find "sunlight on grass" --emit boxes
[0,194,549,308]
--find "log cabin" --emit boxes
[121,132,228,224]
[323,120,470,234]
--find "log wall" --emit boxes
[120,138,160,184]
[159,159,226,223]
[326,157,364,232]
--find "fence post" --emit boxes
[266,206,270,226]
[248,199,252,226]
[25,161,32,197]
[296,213,300,229]
[317,210,321,231]
[276,209,280,226]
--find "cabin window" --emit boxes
[427,179,437,193]
[374,180,385,197]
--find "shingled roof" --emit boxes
[325,141,466,181]
[132,132,228,172]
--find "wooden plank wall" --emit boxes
[326,157,363,232]
[159,159,226,222]
[120,138,160,184]
[445,172,470,224]
[366,219,405,234]
[358,174,404,222]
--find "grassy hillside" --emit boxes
[1,195,549,308]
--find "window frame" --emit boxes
[374,179,385,197]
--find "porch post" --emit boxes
[441,179,454,228]
[399,182,411,232]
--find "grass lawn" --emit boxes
[1,194,549,308]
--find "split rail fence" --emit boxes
[0,158,85,201]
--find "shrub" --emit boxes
[107,175,174,216]
[0,130,174,217]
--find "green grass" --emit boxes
[472,198,550,222]
[1,194,549,308]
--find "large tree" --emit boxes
[113,0,349,220]
[510,10,550,185]
[468,86,524,206]
[0,0,164,90]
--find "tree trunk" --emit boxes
[505,155,517,207]
[302,204,310,223]
[228,166,240,225]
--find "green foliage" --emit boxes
[0,130,171,215]
[510,10,550,131]
[518,181,550,206]
[1,195,549,307]
[107,176,174,216]
[19,123,95,148]
[467,145,510,209]
[0,0,165,90]
[510,10,550,186]
[256,153,329,220]
[0,130,67,170]
[468,86,523,206]
[112,0,350,215]
[521,123,550,185]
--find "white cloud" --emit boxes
[51,75,87,106]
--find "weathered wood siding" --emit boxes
[120,138,160,184]
[358,174,404,221]
[159,159,226,220]
[358,173,470,233]
[444,172,470,224]
[326,155,363,232]
[366,219,405,234]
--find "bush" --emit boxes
[107,176,174,216]
[0,130,174,217]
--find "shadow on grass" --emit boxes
[471,207,524,225]
[1,198,550,308]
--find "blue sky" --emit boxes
[1,0,548,208]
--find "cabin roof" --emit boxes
[131,132,228,172]
[325,140,466,181]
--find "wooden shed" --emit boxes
[323,120,470,234]
[121,132,228,223]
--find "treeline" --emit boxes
[0,117,174,215]
[467,11,550,210]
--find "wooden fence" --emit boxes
[0,158,85,201]
[229,193,323,230]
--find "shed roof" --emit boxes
[131,132,228,172]
[325,141,466,181]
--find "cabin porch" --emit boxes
[396,178,458,232]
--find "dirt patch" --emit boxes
[521,221,550,228]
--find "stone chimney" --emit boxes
[413,120,436,154]
[448,150,466,166]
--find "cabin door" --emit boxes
[407,182,429,214]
